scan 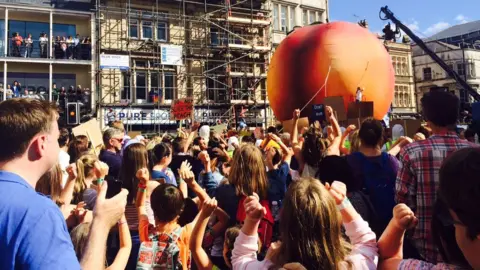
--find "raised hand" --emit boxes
[268,133,281,143]
[66,163,77,180]
[191,121,201,132]
[72,201,88,224]
[178,160,195,185]
[136,168,149,185]
[325,106,333,118]
[325,181,347,205]
[244,193,266,221]
[200,198,218,218]
[198,151,211,166]
[293,109,300,120]
[346,125,356,133]
[93,181,128,228]
[94,161,109,179]
[393,204,418,230]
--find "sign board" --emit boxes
[390,119,422,138]
[161,45,183,66]
[72,119,103,152]
[103,107,265,125]
[211,124,227,134]
[310,104,326,123]
[324,96,347,121]
[170,98,194,120]
[282,117,309,135]
[347,101,374,119]
[100,54,130,70]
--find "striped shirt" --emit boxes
[395,132,475,263]
[398,259,466,270]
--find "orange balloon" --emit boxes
[267,21,395,121]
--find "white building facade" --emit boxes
[270,0,328,46]
[413,41,480,108]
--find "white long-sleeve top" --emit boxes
[232,217,378,270]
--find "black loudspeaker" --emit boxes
[347,102,374,119]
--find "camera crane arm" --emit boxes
[379,6,480,101]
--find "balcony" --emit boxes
[3,38,91,64]
[0,7,93,64]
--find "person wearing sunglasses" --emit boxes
[99,127,124,181]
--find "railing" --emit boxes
[4,39,92,60]
[210,32,269,47]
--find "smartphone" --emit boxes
[106,179,123,199]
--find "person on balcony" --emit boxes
[60,37,68,59]
[11,81,20,97]
[54,36,61,59]
[12,33,22,57]
[39,32,48,58]
[66,36,74,59]
[73,34,80,59]
[24,34,33,58]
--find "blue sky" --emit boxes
[329,0,480,38]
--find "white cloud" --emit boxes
[406,20,420,32]
[455,14,469,24]
[424,22,450,36]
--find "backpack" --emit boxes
[353,152,396,230]
[136,227,189,270]
[236,196,275,252]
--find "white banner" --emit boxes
[100,54,130,70]
[104,108,230,125]
[160,45,183,66]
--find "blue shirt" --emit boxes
[151,169,176,186]
[267,162,290,202]
[0,171,80,269]
[99,149,122,180]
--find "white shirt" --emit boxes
[356,90,363,101]
[58,150,70,188]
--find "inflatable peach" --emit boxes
[267,21,395,121]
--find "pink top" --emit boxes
[232,217,378,270]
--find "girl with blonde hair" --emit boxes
[72,154,108,210]
[208,143,269,268]
[232,179,378,270]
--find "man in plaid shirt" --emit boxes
[395,90,475,263]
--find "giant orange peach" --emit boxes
[267,21,395,121]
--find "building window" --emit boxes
[121,73,131,101]
[157,22,168,41]
[457,63,465,76]
[142,21,153,39]
[289,6,295,31]
[164,72,174,100]
[149,72,160,103]
[273,5,279,31]
[273,3,295,32]
[423,67,432,80]
[129,19,138,38]
[308,10,316,24]
[302,10,307,26]
[280,6,287,32]
[135,72,147,101]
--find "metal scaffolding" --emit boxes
[95,0,272,132]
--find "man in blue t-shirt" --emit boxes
[99,127,124,180]
[0,98,128,269]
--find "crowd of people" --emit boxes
[10,32,92,60]
[0,81,91,108]
[0,89,479,270]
